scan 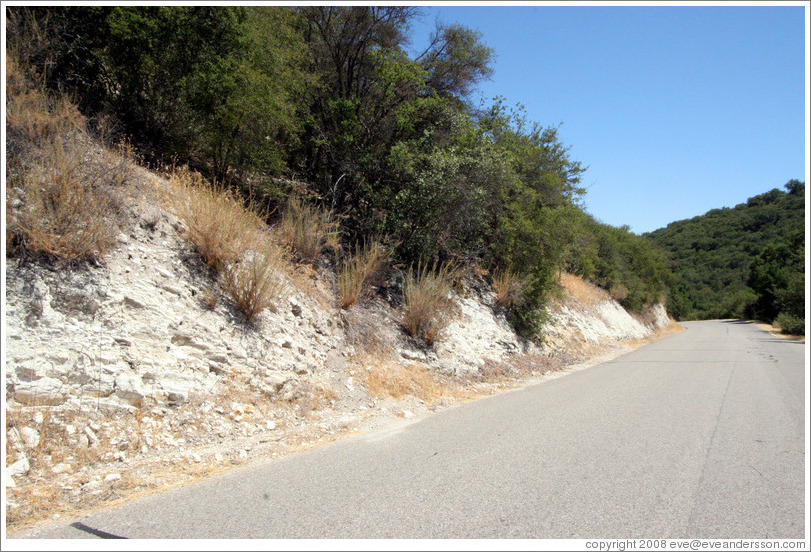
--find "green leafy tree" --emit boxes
[748,230,804,333]
[186,7,308,184]
[8,6,308,184]
[416,22,494,99]
[101,7,249,158]
[293,6,495,231]
[647,180,805,322]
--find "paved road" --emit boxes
[10,321,807,539]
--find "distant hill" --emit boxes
[646,180,805,333]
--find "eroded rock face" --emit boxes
[433,282,532,375]
[4,130,677,532]
[4,176,348,411]
[541,295,670,353]
[4,166,672,413]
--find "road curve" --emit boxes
[9,320,807,539]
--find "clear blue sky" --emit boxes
[406,3,808,234]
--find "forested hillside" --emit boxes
[646,181,805,334]
[6,5,671,338]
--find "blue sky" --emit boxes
[406,4,808,234]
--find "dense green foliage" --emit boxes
[646,181,805,334]
[7,5,673,339]
[6,6,307,182]
[565,213,672,313]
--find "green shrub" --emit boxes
[775,312,804,336]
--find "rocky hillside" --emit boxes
[4,146,674,531]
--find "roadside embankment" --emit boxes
[4,150,676,532]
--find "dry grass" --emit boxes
[200,287,220,310]
[621,320,686,350]
[608,283,629,303]
[5,54,84,145]
[5,54,126,262]
[477,353,565,384]
[278,196,340,262]
[360,352,445,402]
[5,404,121,489]
[221,240,290,323]
[402,262,458,345]
[7,139,120,262]
[168,169,293,323]
[168,169,265,271]
[559,272,610,306]
[283,380,339,418]
[338,239,389,309]
[753,321,805,343]
[492,266,532,308]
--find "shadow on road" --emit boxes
[70,522,127,539]
[758,338,804,345]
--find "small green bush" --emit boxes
[775,312,805,336]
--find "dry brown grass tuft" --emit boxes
[221,240,290,323]
[492,266,532,308]
[361,353,445,402]
[402,262,458,345]
[338,239,389,309]
[559,272,610,306]
[167,169,294,323]
[5,55,128,262]
[5,55,84,146]
[277,196,340,262]
[168,169,266,272]
[7,139,120,262]
[477,353,565,384]
[281,379,339,418]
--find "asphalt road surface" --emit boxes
[10,320,807,539]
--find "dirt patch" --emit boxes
[753,321,805,343]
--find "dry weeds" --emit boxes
[5,54,84,144]
[361,356,445,402]
[278,195,340,262]
[5,54,129,262]
[168,169,265,271]
[166,170,294,323]
[402,262,459,345]
[559,272,610,306]
[492,266,532,308]
[338,239,389,309]
[477,353,567,384]
[754,321,806,343]
[221,240,290,323]
[621,320,686,349]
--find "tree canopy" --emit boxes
[646,181,805,334]
[8,5,683,338]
